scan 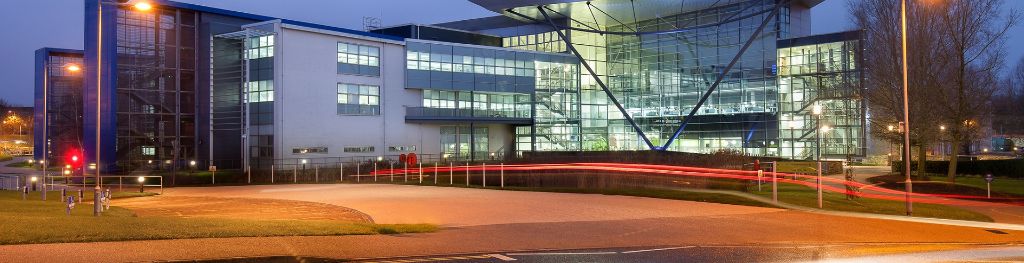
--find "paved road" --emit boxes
[3,184,1024,262]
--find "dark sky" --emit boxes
[1,0,1021,106]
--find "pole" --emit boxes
[357,163,361,182]
[757,170,763,192]
[900,0,914,217]
[434,162,438,184]
[293,165,296,183]
[212,170,216,185]
[418,162,422,184]
[271,164,275,183]
[374,162,378,182]
[449,162,453,185]
[404,162,408,183]
[247,165,251,184]
[772,161,778,203]
[817,161,823,209]
[94,0,104,217]
[389,162,393,182]
[500,163,504,188]
[42,64,48,202]
[987,182,991,199]
[315,164,319,183]
[465,162,470,186]
[482,163,487,188]
[340,163,344,181]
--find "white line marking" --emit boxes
[486,254,517,261]
[621,246,695,254]
[506,252,619,256]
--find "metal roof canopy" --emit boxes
[471,0,822,26]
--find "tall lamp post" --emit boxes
[811,103,825,208]
[899,0,914,216]
[92,0,153,216]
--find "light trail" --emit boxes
[366,162,1020,206]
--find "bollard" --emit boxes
[293,166,297,183]
[315,165,319,183]
[389,162,394,182]
[434,162,438,184]
[757,170,763,192]
[817,161,823,209]
[449,162,454,185]
[212,170,216,185]
[78,189,83,204]
[418,163,423,184]
[482,163,487,188]
[374,162,378,182]
[357,163,362,182]
[61,188,67,202]
[772,162,778,203]
[22,186,27,200]
[465,162,470,186]
[340,163,344,181]
[247,165,252,184]
[404,162,408,183]
[500,163,504,188]
[271,165,275,183]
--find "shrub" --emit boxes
[893,159,1024,178]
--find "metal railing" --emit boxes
[44,175,164,194]
[0,175,20,190]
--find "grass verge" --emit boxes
[0,190,436,245]
[499,186,778,208]
[747,183,993,222]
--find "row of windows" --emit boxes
[406,51,537,77]
[338,42,381,76]
[388,146,416,152]
[292,147,328,154]
[344,146,375,153]
[338,83,380,115]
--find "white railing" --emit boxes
[44,175,164,194]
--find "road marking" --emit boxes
[506,251,619,256]
[621,246,695,254]
[487,254,517,261]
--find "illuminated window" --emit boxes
[337,83,380,115]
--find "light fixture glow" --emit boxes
[65,64,81,72]
[133,2,153,11]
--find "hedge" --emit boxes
[892,159,1024,178]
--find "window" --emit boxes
[292,147,328,154]
[338,42,380,76]
[247,35,274,59]
[248,80,273,102]
[141,146,155,156]
[337,83,380,115]
[343,146,375,153]
[388,146,417,152]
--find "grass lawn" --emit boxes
[5,160,34,168]
[747,183,993,222]
[921,174,1024,196]
[0,190,436,245]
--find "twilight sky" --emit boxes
[0,0,1020,106]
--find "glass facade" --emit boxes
[246,34,275,167]
[37,51,84,164]
[777,32,865,160]
[405,40,581,155]
[337,83,380,115]
[114,6,197,169]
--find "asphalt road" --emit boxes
[3,184,1024,262]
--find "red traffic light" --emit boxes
[65,149,82,168]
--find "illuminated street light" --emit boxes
[133,2,153,11]
[65,63,81,72]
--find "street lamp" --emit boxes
[90,0,155,216]
[137,176,145,193]
[812,104,824,161]
[899,0,917,216]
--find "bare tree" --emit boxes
[934,0,1019,182]
[852,0,949,176]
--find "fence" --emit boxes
[0,175,20,190]
[44,175,164,194]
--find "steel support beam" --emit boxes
[660,2,784,150]
[535,7,656,150]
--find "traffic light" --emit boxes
[66,149,82,168]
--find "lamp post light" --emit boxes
[899,0,914,216]
[137,176,145,193]
[88,0,155,216]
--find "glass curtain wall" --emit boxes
[603,0,782,155]
[246,34,275,168]
[777,36,864,160]
[114,6,197,170]
[44,53,85,164]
